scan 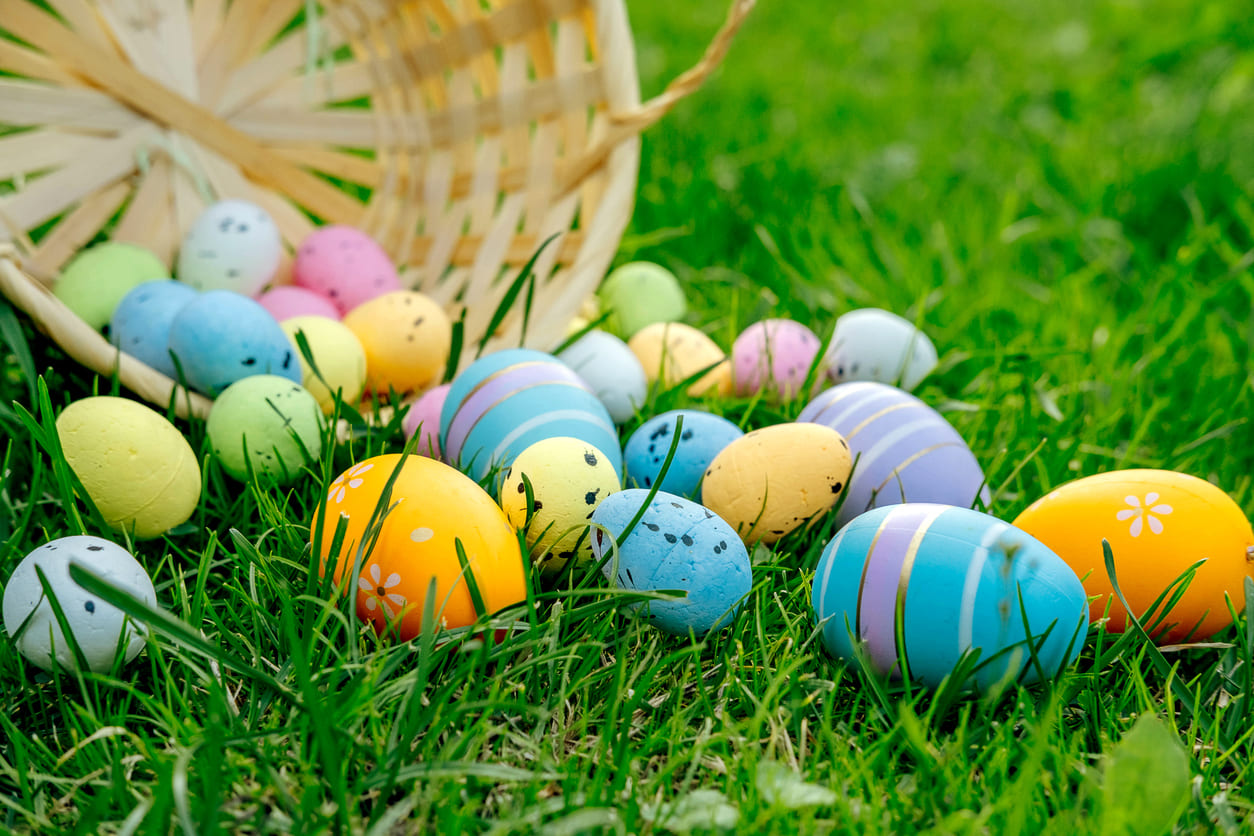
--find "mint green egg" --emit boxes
[54,243,170,330]
[206,375,324,483]
[597,262,687,338]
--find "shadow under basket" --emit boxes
[0,0,754,419]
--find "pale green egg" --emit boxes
[207,375,324,483]
[54,242,170,330]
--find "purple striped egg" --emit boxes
[798,382,990,524]
[811,504,1088,690]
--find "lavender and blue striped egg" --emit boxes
[811,504,1088,690]
[623,410,744,498]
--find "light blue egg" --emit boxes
[167,290,300,395]
[441,348,559,435]
[592,489,752,635]
[108,280,199,378]
[811,504,1088,691]
[623,410,744,498]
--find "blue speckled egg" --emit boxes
[109,280,199,377]
[442,349,622,482]
[591,489,752,635]
[623,410,744,498]
[811,503,1088,691]
[167,290,300,395]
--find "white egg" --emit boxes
[177,199,283,295]
[825,308,938,390]
[2,536,157,673]
[557,329,648,424]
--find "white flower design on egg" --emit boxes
[329,462,375,504]
[1115,492,1173,538]
[358,563,406,618]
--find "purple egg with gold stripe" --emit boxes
[811,504,1088,690]
[798,381,990,524]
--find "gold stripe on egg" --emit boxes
[811,382,870,422]
[867,442,966,506]
[812,382,890,427]
[893,506,949,682]
[454,379,595,460]
[854,509,898,643]
[845,401,926,442]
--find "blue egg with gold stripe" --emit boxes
[811,504,1088,691]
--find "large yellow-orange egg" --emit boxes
[311,454,527,638]
[627,322,732,397]
[1013,469,1254,642]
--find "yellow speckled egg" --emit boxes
[280,315,368,414]
[55,397,201,539]
[628,322,732,397]
[499,437,622,573]
[702,424,852,546]
[343,291,451,395]
[312,454,526,638]
[1014,469,1254,643]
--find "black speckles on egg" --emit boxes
[650,424,671,441]
[664,533,677,544]
[643,476,652,487]
[218,218,232,233]
[414,317,425,327]
[643,522,660,532]
[84,601,95,614]
[704,510,714,519]
[648,444,656,454]
[403,296,413,304]
[680,534,694,546]
[242,357,257,366]
[86,545,103,552]
[516,482,526,494]
[238,224,249,233]
[533,500,544,511]
[713,540,726,554]
[584,451,598,466]
[831,482,843,493]
[670,502,683,509]
[282,352,293,370]
[584,490,599,505]
[681,430,693,441]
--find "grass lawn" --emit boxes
[4,0,1254,832]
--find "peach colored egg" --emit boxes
[627,322,732,397]
[293,226,401,315]
[343,291,452,395]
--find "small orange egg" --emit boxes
[628,322,732,397]
[312,454,527,638]
[343,291,451,394]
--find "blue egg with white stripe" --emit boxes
[623,410,744,498]
[811,504,1088,691]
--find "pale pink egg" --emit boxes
[256,286,341,322]
[401,383,450,459]
[293,226,402,315]
[731,318,822,400]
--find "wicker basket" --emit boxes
[0,0,753,419]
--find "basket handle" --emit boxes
[555,0,758,197]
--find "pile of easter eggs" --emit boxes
[4,221,1252,700]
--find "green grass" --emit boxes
[4,0,1254,832]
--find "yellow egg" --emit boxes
[343,291,451,395]
[280,316,368,414]
[702,424,852,546]
[1014,469,1254,643]
[628,322,732,397]
[499,438,621,573]
[56,397,201,539]
[312,454,526,638]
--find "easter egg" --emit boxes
[54,242,168,330]
[441,349,622,482]
[280,316,368,414]
[402,384,450,459]
[825,308,938,391]
[628,322,732,397]
[598,261,687,338]
[293,225,402,315]
[557,329,648,424]
[56,397,201,539]
[1,536,157,673]
[813,504,1088,690]
[799,382,989,525]
[499,437,622,572]
[702,424,852,545]
[109,279,199,378]
[177,200,282,295]
[591,489,752,635]
[167,290,300,395]
[312,454,526,638]
[343,291,452,394]
[207,375,324,483]
[1013,470,1254,642]
[623,410,744,497]
[257,286,341,322]
[731,318,823,400]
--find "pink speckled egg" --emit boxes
[402,384,450,459]
[731,319,822,400]
[293,226,401,315]
[256,286,341,322]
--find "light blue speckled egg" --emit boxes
[623,410,744,498]
[811,503,1088,691]
[591,489,752,635]
[109,280,199,378]
[168,290,300,395]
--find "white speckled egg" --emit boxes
[177,200,283,295]
[557,329,648,424]
[2,536,157,673]
[825,308,938,390]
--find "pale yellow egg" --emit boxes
[281,316,368,414]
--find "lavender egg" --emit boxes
[812,504,1088,690]
[798,381,989,525]
[731,318,822,400]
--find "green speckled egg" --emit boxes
[207,375,324,483]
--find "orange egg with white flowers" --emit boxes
[311,454,527,639]
[1013,469,1254,643]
